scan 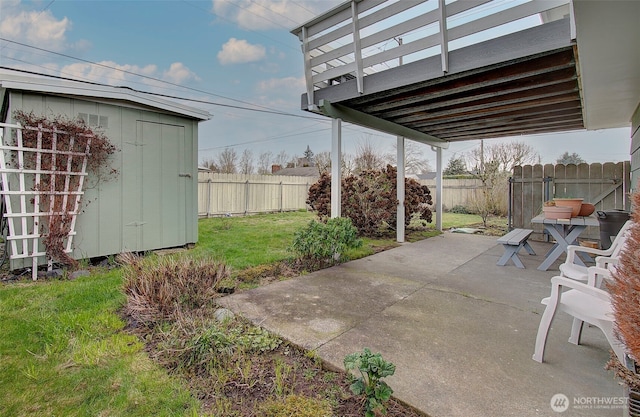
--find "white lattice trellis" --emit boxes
[0,122,91,280]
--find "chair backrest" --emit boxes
[609,220,634,258]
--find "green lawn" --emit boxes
[0,211,497,416]
[0,270,199,417]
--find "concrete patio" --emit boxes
[218,232,625,417]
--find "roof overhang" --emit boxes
[572,0,640,130]
[0,69,211,121]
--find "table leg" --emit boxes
[537,225,587,271]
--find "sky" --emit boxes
[0,0,632,171]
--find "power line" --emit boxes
[0,38,303,116]
[0,64,329,122]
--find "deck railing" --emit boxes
[292,0,572,109]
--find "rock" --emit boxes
[69,270,90,280]
[46,268,64,278]
[214,308,235,323]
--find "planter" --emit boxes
[554,198,584,217]
[578,203,596,217]
[543,206,573,219]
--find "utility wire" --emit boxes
[0,38,304,117]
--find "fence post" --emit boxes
[279,181,283,212]
[245,180,249,215]
[508,177,513,231]
[206,178,212,217]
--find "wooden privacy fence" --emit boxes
[510,162,631,241]
[198,172,317,217]
[419,178,482,210]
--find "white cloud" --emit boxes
[0,9,70,51]
[163,62,200,84]
[217,38,266,65]
[60,61,158,85]
[257,76,304,93]
[212,0,341,31]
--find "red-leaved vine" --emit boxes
[11,111,118,266]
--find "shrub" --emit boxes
[449,205,471,214]
[290,217,362,263]
[120,254,229,326]
[307,165,432,236]
[609,188,640,373]
[257,394,332,417]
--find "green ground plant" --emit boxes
[344,348,396,417]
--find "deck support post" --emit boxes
[331,118,342,218]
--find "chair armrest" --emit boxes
[595,256,619,269]
[566,244,612,263]
[551,275,611,303]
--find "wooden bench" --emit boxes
[497,228,536,268]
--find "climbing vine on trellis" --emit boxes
[10,111,118,266]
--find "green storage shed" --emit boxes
[0,69,211,270]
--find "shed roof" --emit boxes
[0,68,211,121]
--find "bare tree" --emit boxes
[257,151,273,174]
[274,150,289,167]
[217,148,238,174]
[468,141,539,173]
[388,140,432,174]
[200,157,218,172]
[353,138,385,173]
[314,151,332,174]
[466,141,538,226]
[239,149,254,175]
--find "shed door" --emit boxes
[123,121,186,251]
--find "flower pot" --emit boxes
[554,198,584,217]
[578,203,596,217]
[543,206,573,219]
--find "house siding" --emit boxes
[631,102,640,191]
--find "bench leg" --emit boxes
[523,241,536,256]
[497,244,525,268]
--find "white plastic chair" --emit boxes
[532,266,625,363]
[559,220,632,285]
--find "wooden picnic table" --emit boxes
[530,214,599,271]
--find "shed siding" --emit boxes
[632,102,640,191]
[5,91,199,268]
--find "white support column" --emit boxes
[396,136,405,243]
[331,118,342,218]
[434,146,443,232]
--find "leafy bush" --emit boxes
[307,165,432,236]
[257,394,332,417]
[344,348,396,417]
[290,217,362,263]
[121,254,229,326]
[449,205,471,214]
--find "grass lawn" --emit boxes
[0,211,501,416]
